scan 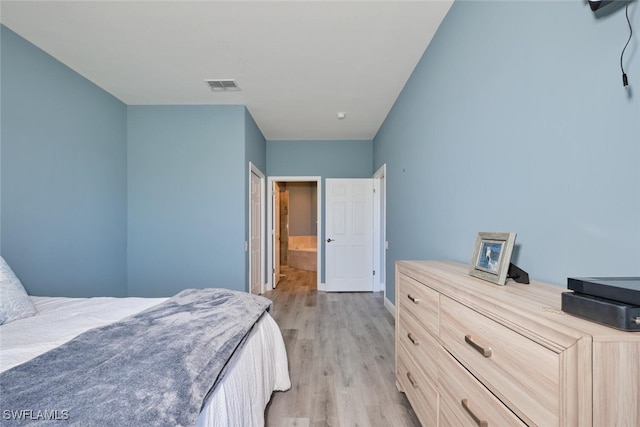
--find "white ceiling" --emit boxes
[0,1,453,140]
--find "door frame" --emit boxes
[267,176,322,291]
[373,164,389,306]
[248,162,265,294]
[273,181,282,288]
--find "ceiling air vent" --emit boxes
[205,79,240,91]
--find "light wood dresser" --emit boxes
[395,260,640,427]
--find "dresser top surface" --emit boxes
[397,260,640,342]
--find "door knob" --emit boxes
[326,238,334,242]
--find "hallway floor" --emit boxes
[263,266,420,427]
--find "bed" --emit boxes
[0,257,290,426]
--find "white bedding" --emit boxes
[0,296,290,427]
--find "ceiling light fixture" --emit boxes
[204,79,240,91]
[336,112,346,120]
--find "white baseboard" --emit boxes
[384,296,396,318]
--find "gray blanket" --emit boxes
[0,288,273,426]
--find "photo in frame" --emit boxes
[469,232,517,285]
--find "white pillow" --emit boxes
[0,256,38,324]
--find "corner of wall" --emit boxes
[384,296,396,319]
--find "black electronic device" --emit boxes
[561,291,640,331]
[589,0,607,11]
[588,0,628,13]
[563,276,640,331]
[568,276,640,306]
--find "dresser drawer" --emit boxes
[439,349,526,427]
[397,350,438,427]
[440,295,560,426]
[398,273,439,336]
[398,307,439,383]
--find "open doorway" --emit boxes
[268,177,321,290]
[277,181,318,289]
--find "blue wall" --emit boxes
[245,109,267,176]
[374,1,640,304]
[267,139,374,282]
[1,26,128,297]
[127,105,250,297]
[267,140,373,178]
[1,26,267,298]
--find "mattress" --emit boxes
[0,296,290,426]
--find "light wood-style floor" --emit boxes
[263,266,421,427]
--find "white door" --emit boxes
[250,169,262,295]
[272,182,282,287]
[325,178,374,292]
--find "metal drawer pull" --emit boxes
[407,294,420,303]
[465,335,492,357]
[461,399,488,427]
[407,333,419,346]
[406,371,418,388]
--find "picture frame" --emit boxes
[469,232,516,285]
